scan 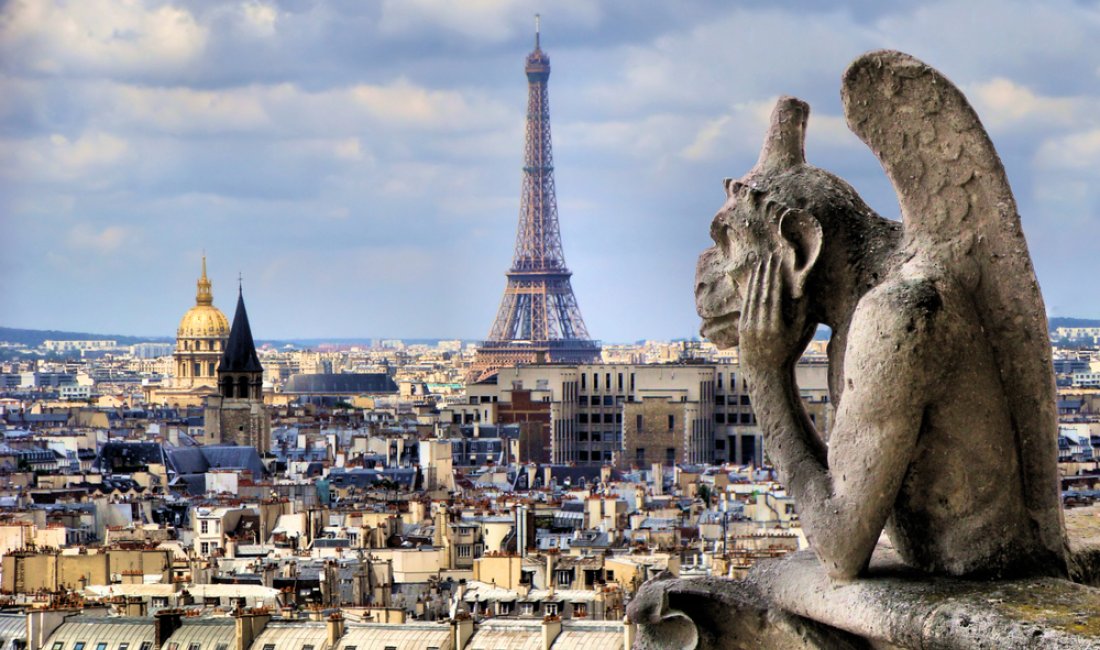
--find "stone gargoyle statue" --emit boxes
[694,49,1068,580]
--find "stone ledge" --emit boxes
[750,549,1100,649]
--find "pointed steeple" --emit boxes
[196,255,213,306]
[218,285,263,374]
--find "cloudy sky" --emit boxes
[2,0,1099,342]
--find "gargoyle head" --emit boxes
[696,96,871,348]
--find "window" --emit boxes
[716,395,725,405]
[139,644,152,650]
[635,448,645,463]
[591,433,601,442]
[457,544,472,558]
[201,542,209,555]
[668,415,675,430]
[119,644,129,650]
[262,645,275,650]
[201,520,209,534]
[545,602,559,616]
[580,373,586,390]
[215,646,228,650]
[73,643,85,650]
[578,414,588,424]
[578,395,588,406]
[593,373,598,390]
[715,439,726,450]
[152,597,168,608]
[666,448,675,464]
[578,431,588,441]
[606,570,614,580]
[618,373,624,391]
[740,394,751,405]
[385,646,398,650]
[188,644,200,650]
[605,373,611,391]
[636,414,643,430]
[715,413,725,423]
[603,395,613,406]
[344,646,358,650]
[52,644,64,650]
[574,602,588,616]
[717,373,723,389]
[302,646,314,650]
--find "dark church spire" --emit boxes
[219,286,262,374]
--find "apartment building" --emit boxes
[448,362,831,467]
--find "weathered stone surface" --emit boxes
[626,573,868,650]
[751,549,1100,649]
[630,546,1100,649]
[694,49,1067,580]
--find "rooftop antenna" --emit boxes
[535,13,540,49]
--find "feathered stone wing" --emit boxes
[841,50,1066,567]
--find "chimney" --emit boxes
[125,596,146,617]
[154,609,183,648]
[541,615,562,650]
[600,464,612,486]
[546,553,555,589]
[326,612,345,647]
[623,616,636,649]
[651,463,663,496]
[526,463,537,489]
[543,465,553,488]
[451,615,474,650]
[234,609,271,650]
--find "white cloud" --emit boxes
[377,0,601,43]
[65,223,133,254]
[1035,128,1100,172]
[0,0,207,77]
[241,1,278,37]
[968,78,1080,129]
[1,131,131,184]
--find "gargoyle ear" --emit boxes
[778,208,822,300]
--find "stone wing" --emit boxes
[841,50,1066,564]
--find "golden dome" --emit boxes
[177,257,230,339]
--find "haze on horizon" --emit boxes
[2,0,1099,341]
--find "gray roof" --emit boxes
[283,373,398,394]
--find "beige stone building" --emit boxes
[455,362,830,467]
[145,257,230,407]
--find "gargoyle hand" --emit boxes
[737,253,811,372]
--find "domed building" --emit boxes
[145,258,231,407]
[174,257,230,390]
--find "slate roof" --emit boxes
[94,441,165,472]
[218,287,263,374]
[283,373,398,394]
[166,445,267,477]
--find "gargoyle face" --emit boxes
[695,179,766,349]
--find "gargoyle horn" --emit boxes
[756,96,809,173]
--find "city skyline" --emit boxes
[3,0,1100,341]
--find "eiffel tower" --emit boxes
[470,17,600,383]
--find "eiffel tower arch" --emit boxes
[470,18,601,383]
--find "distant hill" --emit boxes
[0,327,473,349]
[0,327,170,347]
[1049,317,1100,330]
